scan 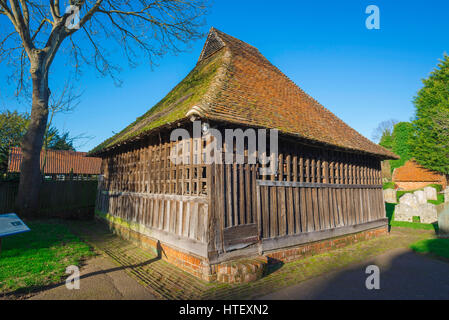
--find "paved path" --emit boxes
[30,255,156,300]
[260,248,449,300]
[40,220,439,300]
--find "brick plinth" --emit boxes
[213,257,268,284]
[98,213,388,284]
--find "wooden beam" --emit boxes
[256,180,382,189]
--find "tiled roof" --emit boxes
[91,27,397,159]
[393,160,446,182]
[8,147,101,175]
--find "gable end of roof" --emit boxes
[198,28,226,62]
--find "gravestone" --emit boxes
[394,203,416,223]
[438,210,449,236]
[419,203,438,224]
[423,186,438,201]
[395,193,419,223]
[383,189,397,203]
[399,193,419,208]
[444,187,449,203]
[414,190,427,204]
[395,193,438,224]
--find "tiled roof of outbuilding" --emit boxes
[393,160,446,182]
[8,147,101,175]
[91,27,397,159]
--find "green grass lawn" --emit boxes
[410,238,449,259]
[0,220,93,295]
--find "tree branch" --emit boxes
[18,0,29,28]
[7,0,34,55]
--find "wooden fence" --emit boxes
[0,181,18,214]
[0,180,98,218]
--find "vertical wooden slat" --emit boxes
[233,162,238,225]
[226,163,233,227]
[239,163,245,225]
[304,157,313,232]
[293,154,300,234]
[245,162,251,225]
[285,153,294,234]
[316,157,323,229]
[342,159,349,226]
[322,153,332,229]
[270,152,278,237]
[310,157,319,231]
[278,152,286,236]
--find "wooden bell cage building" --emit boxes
[90,28,397,281]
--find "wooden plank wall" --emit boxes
[97,191,209,243]
[210,162,259,253]
[97,128,385,252]
[97,133,209,244]
[211,163,258,229]
[257,144,384,239]
[209,134,385,248]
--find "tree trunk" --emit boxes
[16,69,49,217]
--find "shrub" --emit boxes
[383,182,396,190]
[427,183,443,193]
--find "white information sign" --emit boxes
[0,213,30,237]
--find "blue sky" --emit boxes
[1,0,448,152]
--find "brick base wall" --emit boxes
[265,226,388,263]
[98,215,213,281]
[98,214,388,283]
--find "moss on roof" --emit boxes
[91,27,397,160]
[90,49,226,154]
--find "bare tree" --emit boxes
[0,0,207,216]
[371,119,398,143]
